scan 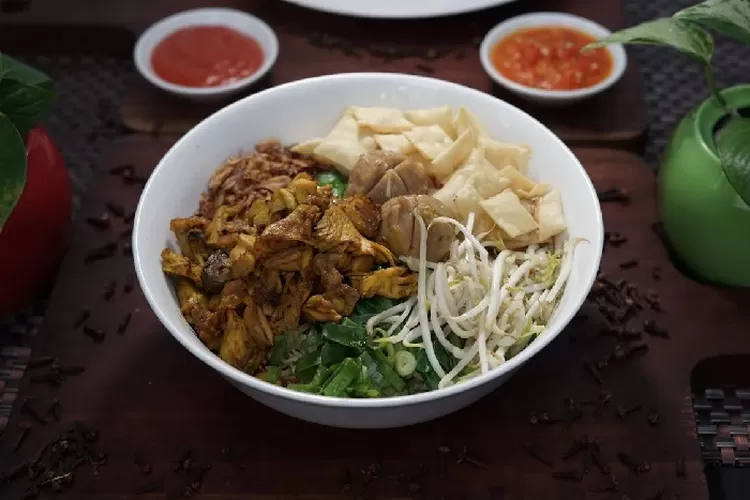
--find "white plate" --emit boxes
[280,0,520,19]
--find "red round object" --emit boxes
[0,126,72,317]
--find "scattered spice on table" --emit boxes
[525,443,554,468]
[676,456,686,477]
[615,403,642,419]
[133,452,153,475]
[123,274,135,294]
[172,449,211,497]
[26,356,56,370]
[20,398,47,425]
[644,319,669,338]
[13,422,32,452]
[597,187,631,205]
[84,242,117,264]
[85,213,110,231]
[105,201,126,217]
[116,312,132,335]
[552,468,582,482]
[647,408,660,427]
[29,363,84,388]
[103,279,117,300]
[617,451,650,475]
[456,445,487,469]
[72,307,90,328]
[619,259,638,269]
[1,422,106,498]
[561,436,589,460]
[82,326,106,343]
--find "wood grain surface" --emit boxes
[1,136,736,500]
[0,0,646,149]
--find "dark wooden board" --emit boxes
[0,0,646,150]
[3,135,742,499]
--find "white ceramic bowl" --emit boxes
[480,12,627,106]
[133,8,279,101]
[133,73,604,429]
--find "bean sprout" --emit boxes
[370,213,583,389]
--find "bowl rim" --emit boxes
[479,11,628,100]
[133,7,279,97]
[133,72,604,409]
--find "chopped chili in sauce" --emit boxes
[151,26,264,88]
[491,26,613,91]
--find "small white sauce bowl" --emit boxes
[480,12,627,106]
[134,8,279,102]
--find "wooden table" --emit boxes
[4,1,745,499]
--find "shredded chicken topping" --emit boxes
[163,169,418,375]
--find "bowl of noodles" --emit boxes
[133,73,603,428]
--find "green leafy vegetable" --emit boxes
[295,351,322,382]
[257,366,281,384]
[372,349,407,392]
[288,366,332,393]
[320,341,352,366]
[321,358,361,397]
[716,117,750,206]
[0,113,26,231]
[676,0,750,45]
[321,319,367,350]
[351,297,396,323]
[315,170,347,198]
[585,17,714,65]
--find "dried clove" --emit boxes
[82,326,106,343]
[86,213,110,230]
[617,452,650,475]
[529,412,561,425]
[648,489,665,500]
[606,232,628,247]
[590,442,611,475]
[14,422,32,452]
[105,201,126,217]
[676,456,686,477]
[116,312,132,335]
[584,361,603,385]
[20,398,47,425]
[525,443,554,468]
[123,273,135,294]
[651,266,662,280]
[615,403,642,419]
[647,408,661,427]
[84,242,117,264]
[644,320,669,338]
[456,446,487,469]
[26,356,56,370]
[619,259,638,269]
[552,468,582,482]
[72,307,91,328]
[134,452,153,475]
[103,280,117,301]
[561,436,589,460]
[108,164,133,175]
[597,188,631,204]
[644,290,662,311]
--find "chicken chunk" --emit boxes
[161,248,202,284]
[260,204,320,251]
[220,309,266,373]
[355,267,418,299]
[380,195,456,262]
[314,205,395,264]
[336,195,380,239]
[170,216,210,264]
[264,245,314,272]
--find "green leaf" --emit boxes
[0,54,53,89]
[321,319,367,350]
[0,77,55,138]
[0,112,27,232]
[0,54,55,137]
[676,0,750,45]
[716,117,750,206]
[585,17,714,65]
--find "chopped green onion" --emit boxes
[394,351,417,377]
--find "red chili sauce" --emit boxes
[151,25,264,88]
[491,26,613,91]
